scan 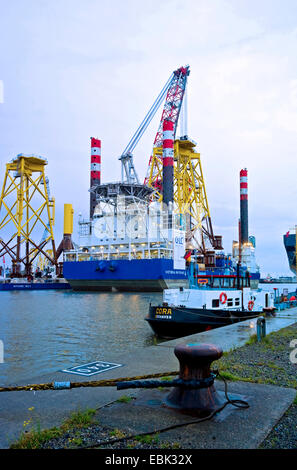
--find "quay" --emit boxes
[1,308,297,449]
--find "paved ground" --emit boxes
[1,311,297,449]
[93,380,296,449]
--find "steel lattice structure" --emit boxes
[150,138,221,252]
[0,154,57,276]
[144,65,190,191]
[142,66,222,252]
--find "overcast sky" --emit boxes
[0,0,297,276]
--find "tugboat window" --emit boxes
[235,298,240,306]
[223,278,231,288]
[227,299,233,306]
[212,299,220,308]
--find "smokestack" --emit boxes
[90,137,101,219]
[56,204,74,261]
[240,168,248,244]
[162,119,174,207]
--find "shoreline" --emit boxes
[3,312,297,450]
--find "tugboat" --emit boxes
[145,265,275,338]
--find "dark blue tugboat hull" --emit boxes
[145,305,261,338]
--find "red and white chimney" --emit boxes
[162,119,174,207]
[240,168,248,244]
[90,137,101,218]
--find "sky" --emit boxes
[0,0,297,276]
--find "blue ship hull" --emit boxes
[63,258,260,292]
[284,233,296,274]
[0,281,71,291]
[63,258,188,291]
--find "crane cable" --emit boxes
[121,73,174,156]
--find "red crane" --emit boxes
[144,65,190,190]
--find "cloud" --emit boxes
[0,0,296,275]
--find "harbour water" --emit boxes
[1,282,296,387]
[0,290,162,386]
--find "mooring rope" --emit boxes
[116,373,217,390]
[0,371,179,393]
[1,368,250,449]
[82,372,249,449]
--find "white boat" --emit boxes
[146,272,275,338]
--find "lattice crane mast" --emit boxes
[119,65,222,254]
[144,66,190,191]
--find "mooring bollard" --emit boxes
[165,343,224,416]
[256,317,266,341]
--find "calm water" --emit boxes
[0,290,162,386]
[1,283,296,386]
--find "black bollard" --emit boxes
[165,343,224,416]
[256,317,266,341]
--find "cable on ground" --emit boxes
[82,372,249,449]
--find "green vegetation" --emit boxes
[63,408,96,428]
[244,334,257,345]
[68,436,83,447]
[109,428,126,439]
[116,395,134,403]
[11,324,297,450]
[134,433,160,445]
[159,441,181,449]
[218,370,250,382]
[213,324,297,389]
[10,408,97,449]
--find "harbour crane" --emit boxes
[118,69,176,185]
[118,66,222,254]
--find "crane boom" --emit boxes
[117,65,221,254]
[144,65,190,188]
[121,73,174,157]
[119,66,189,185]
[119,72,174,184]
